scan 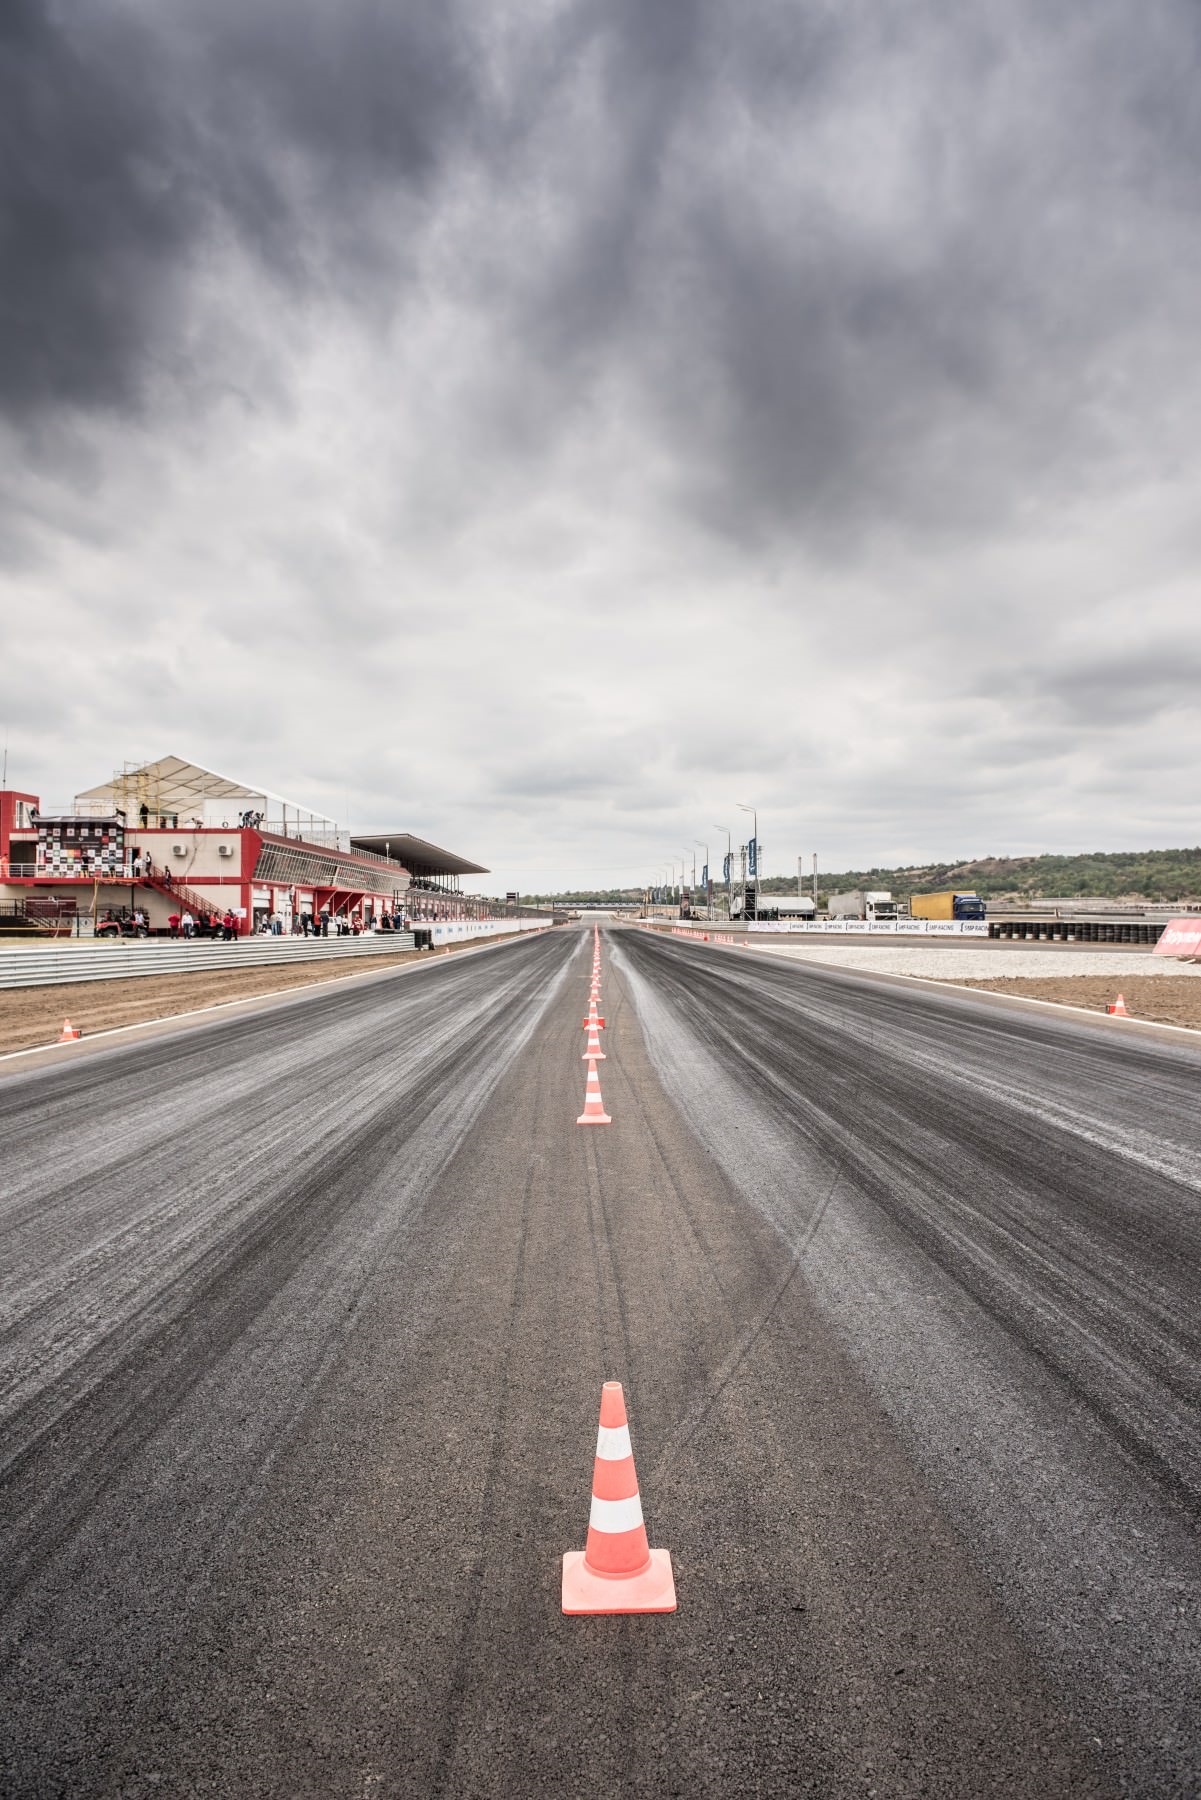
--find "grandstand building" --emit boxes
[0,755,491,935]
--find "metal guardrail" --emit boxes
[0,933,417,990]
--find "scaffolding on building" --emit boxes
[109,760,168,830]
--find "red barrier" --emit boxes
[1153,918,1201,959]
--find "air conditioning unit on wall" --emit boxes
[218,845,233,858]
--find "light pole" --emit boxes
[714,824,732,920]
[737,801,758,922]
[695,840,710,919]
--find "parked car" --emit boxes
[96,912,149,939]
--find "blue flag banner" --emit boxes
[748,837,758,877]
[701,864,708,888]
[722,853,731,883]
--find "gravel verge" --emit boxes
[750,941,1201,1029]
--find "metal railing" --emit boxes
[0,932,417,989]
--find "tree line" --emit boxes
[756,847,1201,904]
[528,847,1201,906]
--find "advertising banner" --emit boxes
[1153,917,1201,959]
[745,920,990,936]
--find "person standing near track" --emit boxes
[181,910,194,938]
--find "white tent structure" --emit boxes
[74,755,343,846]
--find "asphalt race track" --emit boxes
[2,927,1199,1797]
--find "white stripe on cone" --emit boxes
[589,1492,645,1534]
[577,1064,611,1124]
[596,1423,632,1460]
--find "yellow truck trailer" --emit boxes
[910,890,986,922]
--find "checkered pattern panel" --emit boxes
[37,820,126,878]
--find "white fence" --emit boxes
[0,921,558,993]
[653,919,989,939]
[0,916,556,989]
[0,933,415,989]
[747,919,989,936]
[418,918,551,947]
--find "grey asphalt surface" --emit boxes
[1,926,1196,1796]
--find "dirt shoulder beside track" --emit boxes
[944,974,1201,1029]
[0,937,513,1055]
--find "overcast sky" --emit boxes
[2,0,1199,891]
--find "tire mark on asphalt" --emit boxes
[617,926,1201,1799]
[0,939,574,1621]
[425,1111,537,1799]
[611,935,873,1500]
[621,933,1201,1512]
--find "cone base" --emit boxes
[561,1547,676,1614]
[576,1111,612,1125]
[581,1050,606,1060]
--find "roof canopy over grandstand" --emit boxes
[75,755,339,839]
[71,758,488,885]
[350,834,488,881]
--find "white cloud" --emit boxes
[2,0,1200,890]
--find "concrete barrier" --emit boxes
[0,933,421,989]
[0,917,560,989]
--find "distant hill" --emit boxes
[526,849,1201,907]
[759,848,1201,905]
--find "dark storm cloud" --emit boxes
[485,0,1201,545]
[0,0,479,418]
[981,647,1201,728]
[7,0,1201,553]
[1,0,198,415]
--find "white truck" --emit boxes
[826,889,902,925]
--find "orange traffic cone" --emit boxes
[576,1062,611,1125]
[582,1022,605,1060]
[58,1019,82,1043]
[562,1382,675,1614]
[1107,994,1131,1017]
[581,1007,606,1029]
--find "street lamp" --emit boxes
[737,802,758,922]
[714,824,732,919]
